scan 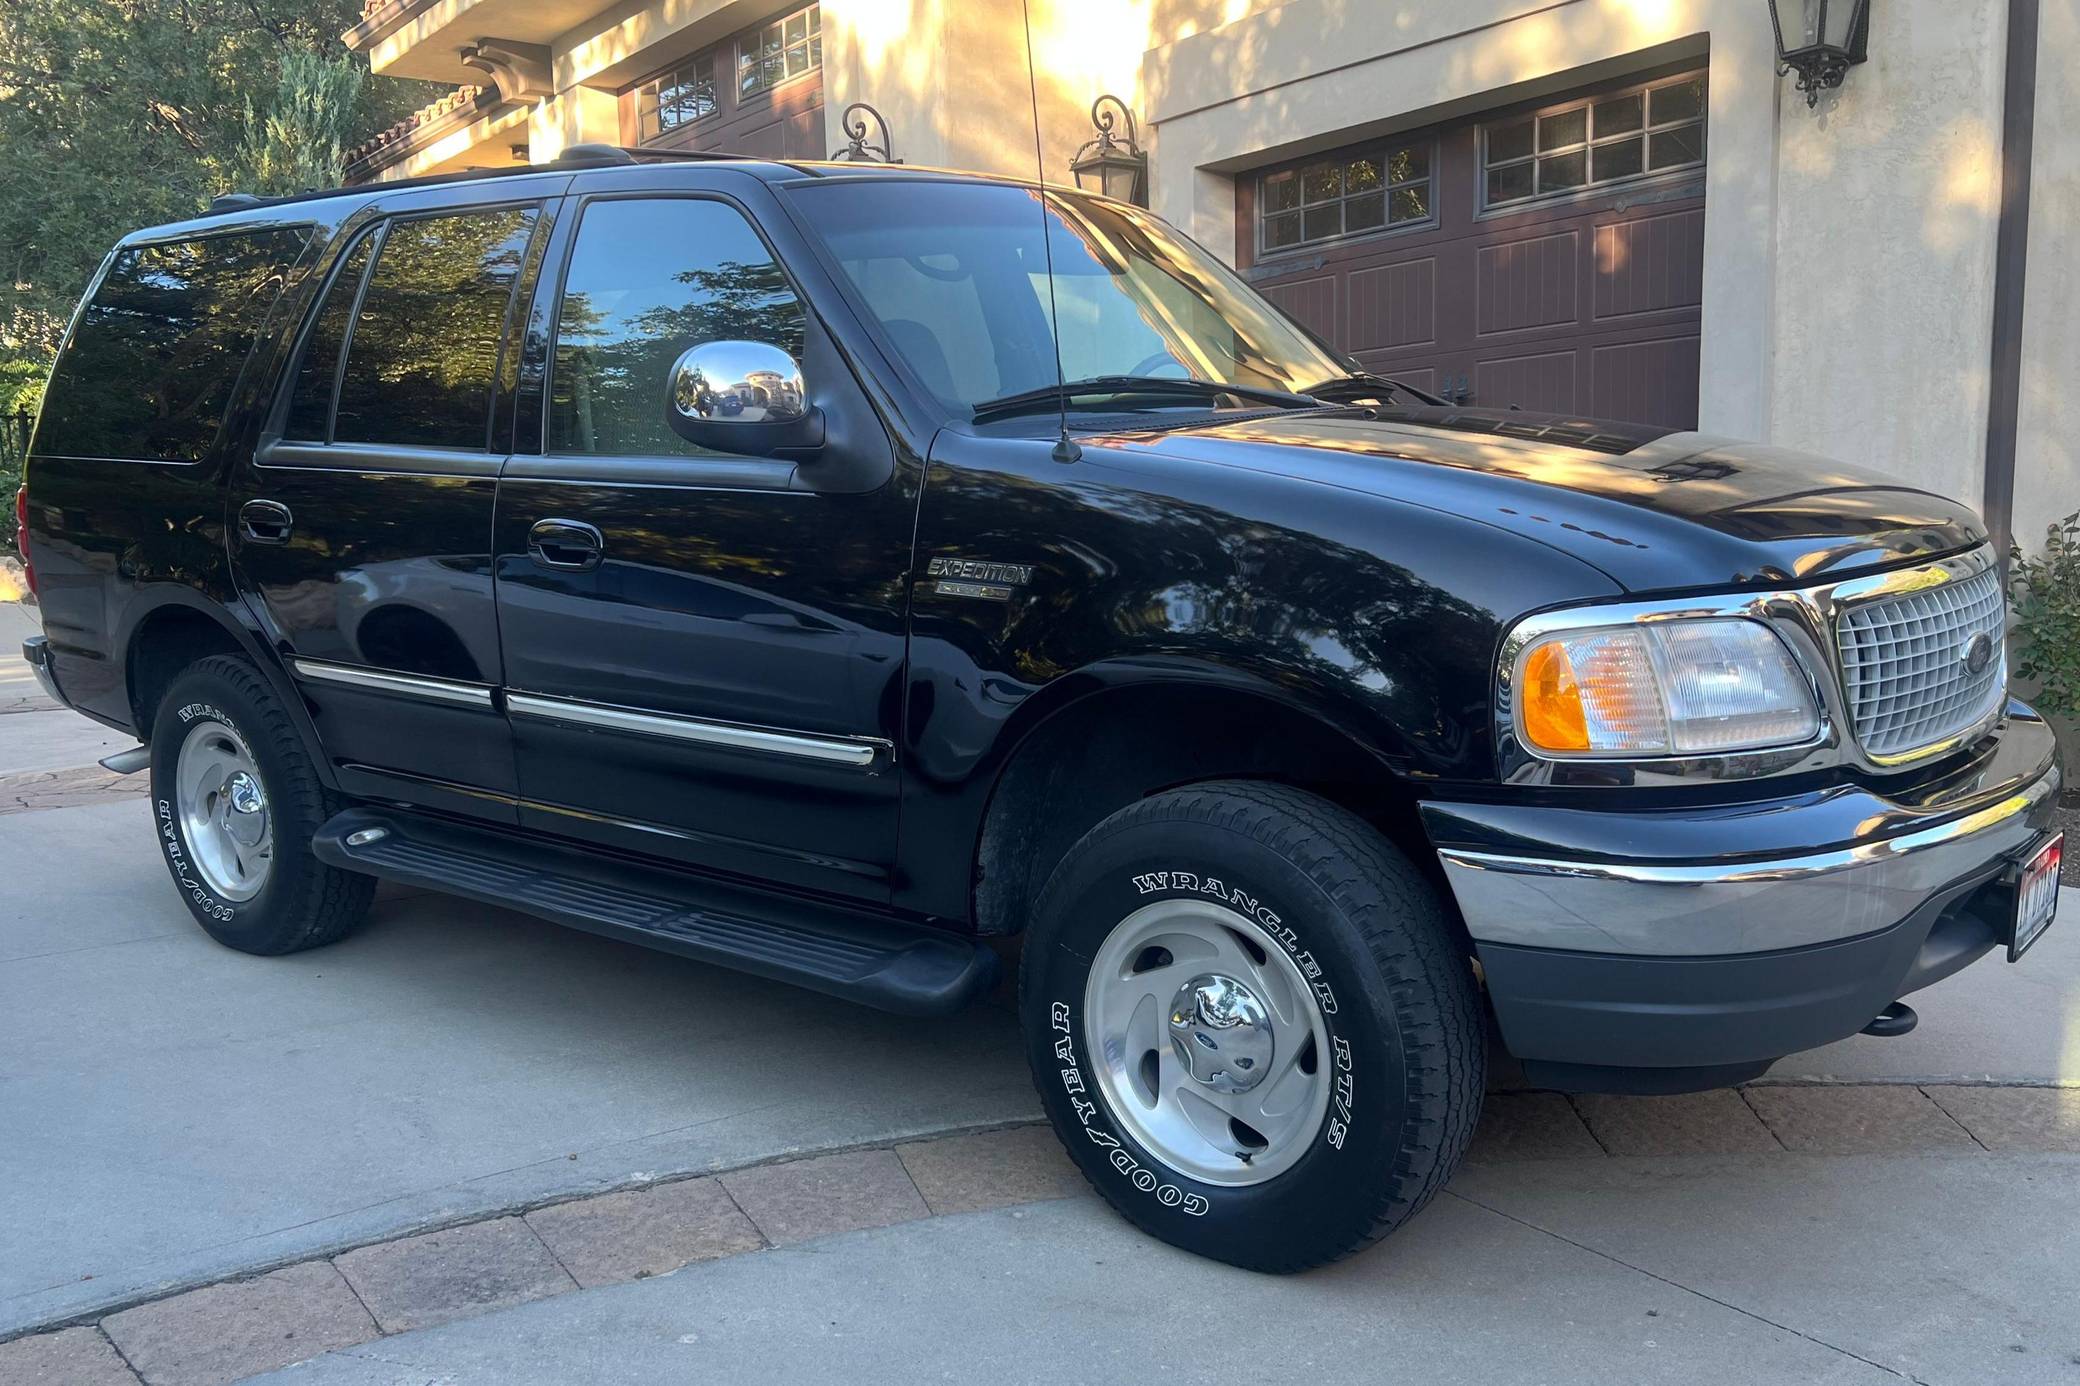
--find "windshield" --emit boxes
[787,179,1347,416]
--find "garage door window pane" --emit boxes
[1592,138,1644,181]
[1302,205,1342,241]
[1488,119,1534,163]
[1649,125,1705,170]
[1594,94,1643,137]
[1651,77,1705,124]
[1486,162,1534,205]
[1538,150,1587,191]
[1301,165,1342,203]
[1263,213,1302,249]
[1538,108,1586,151]
[1346,158,1382,194]
[1389,144,1430,183]
[1390,185,1428,224]
[1344,193,1386,232]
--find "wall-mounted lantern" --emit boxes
[830,103,898,162]
[1069,95,1148,205]
[1767,0,1872,107]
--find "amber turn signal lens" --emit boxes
[1519,642,1590,752]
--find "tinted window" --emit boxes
[549,199,805,458]
[333,208,536,450]
[38,228,309,461]
[283,228,378,441]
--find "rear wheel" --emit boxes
[1020,780,1485,1272]
[148,656,373,954]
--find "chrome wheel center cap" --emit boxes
[1167,973,1275,1094]
[224,771,268,847]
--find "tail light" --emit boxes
[13,486,32,596]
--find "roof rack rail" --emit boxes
[209,192,264,212]
[552,143,638,168]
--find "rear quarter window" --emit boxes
[37,228,310,462]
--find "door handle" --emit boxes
[527,518,604,572]
[239,499,294,545]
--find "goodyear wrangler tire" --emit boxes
[148,656,374,955]
[1019,780,1485,1273]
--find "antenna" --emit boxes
[1019,0,1082,464]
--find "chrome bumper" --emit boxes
[1429,708,2062,958]
[20,634,65,706]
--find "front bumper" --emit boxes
[21,634,66,706]
[1423,702,2063,1091]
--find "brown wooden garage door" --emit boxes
[1238,66,1707,428]
[620,2,826,162]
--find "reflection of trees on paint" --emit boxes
[552,258,805,458]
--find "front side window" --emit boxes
[739,3,820,98]
[549,198,807,457]
[332,207,537,450]
[1260,142,1431,253]
[790,180,1346,413]
[1483,72,1706,208]
[38,228,309,461]
[636,53,717,140]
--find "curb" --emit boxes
[4,1083,2078,1385]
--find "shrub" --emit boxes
[2009,511,2080,721]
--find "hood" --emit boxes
[1097,406,1985,593]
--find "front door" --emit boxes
[492,188,912,902]
[231,183,554,819]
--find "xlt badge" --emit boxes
[925,556,1034,602]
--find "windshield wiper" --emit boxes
[1297,371,1442,406]
[970,375,1319,423]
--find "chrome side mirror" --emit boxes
[668,340,807,426]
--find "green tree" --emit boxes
[0,0,439,416]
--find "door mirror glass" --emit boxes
[668,340,808,426]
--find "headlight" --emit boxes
[1511,617,1820,758]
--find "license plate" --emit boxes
[2010,833,2062,961]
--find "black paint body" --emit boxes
[20,161,2020,1059]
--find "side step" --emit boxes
[312,807,997,1016]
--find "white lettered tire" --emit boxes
[1019,780,1485,1272]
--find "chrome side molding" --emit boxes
[505,692,886,768]
[288,659,496,709]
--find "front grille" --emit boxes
[1836,562,2006,760]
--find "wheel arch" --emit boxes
[970,664,1449,941]
[119,590,339,789]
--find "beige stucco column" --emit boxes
[528,85,620,164]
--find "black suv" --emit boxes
[16,150,2062,1272]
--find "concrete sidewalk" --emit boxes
[238,1146,2080,1386]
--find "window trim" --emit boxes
[537,189,813,488]
[1254,136,1441,262]
[1477,70,1707,217]
[735,2,822,104]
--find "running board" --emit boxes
[312,807,997,1016]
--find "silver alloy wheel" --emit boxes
[174,720,274,902]
[1083,899,1332,1186]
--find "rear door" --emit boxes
[490,176,912,903]
[231,181,559,820]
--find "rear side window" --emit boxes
[38,228,309,461]
[331,207,536,450]
[283,228,378,442]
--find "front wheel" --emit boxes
[1020,780,1485,1272]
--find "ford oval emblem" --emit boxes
[1961,631,1995,676]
